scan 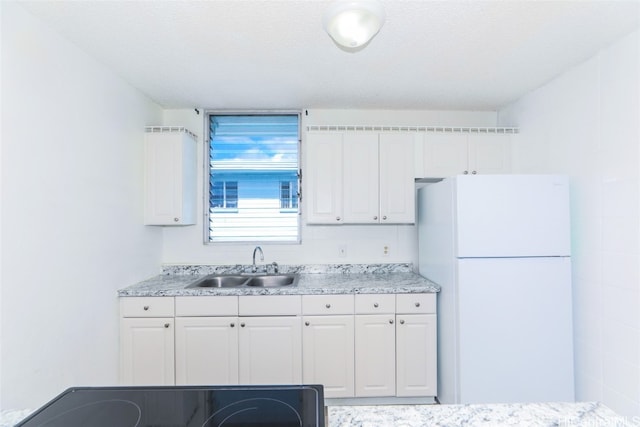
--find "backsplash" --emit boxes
[162,263,413,275]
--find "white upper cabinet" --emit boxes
[421,133,512,178]
[378,133,415,224]
[305,132,343,224]
[342,133,379,223]
[305,131,415,225]
[144,128,197,225]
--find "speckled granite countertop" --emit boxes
[3,402,634,426]
[117,263,440,297]
[328,402,636,426]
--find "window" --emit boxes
[280,181,298,210]
[211,181,238,209]
[206,113,300,243]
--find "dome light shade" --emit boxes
[323,1,386,48]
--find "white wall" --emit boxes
[160,108,499,269]
[0,2,163,410]
[499,30,640,418]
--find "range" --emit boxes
[16,385,325,427]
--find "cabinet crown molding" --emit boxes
[307,125,518,134]
[145,126,198,140]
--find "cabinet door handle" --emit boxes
[240,323,246,328]
[415,302,421,307]
[173,217,179,222]
[382,215,387,220]
[325,303,331,309]
[373,303,379,308]
[389,319,394,324]
[164,323,170,328]
[143,306,149,311]
[305,321,310,326]
[399,319,405,325]
[230,323,235,328]
[336,216,341,221]
[373,216,378,220]
[464,170,469,174]
[472,171,477,175]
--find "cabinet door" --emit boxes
[422,133,468,177]
[354,314,396,397]
[175,317,239,385]
[468,134,512,174]
[396,314,437,397]
[303,315,355,398]
[379,133,416,223]
[120,318,175,385]
[305,133,343,224]
[238,316,302,384]
[343,133,379,223]
[144,131,196,225]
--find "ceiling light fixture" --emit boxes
[323,0,386,49]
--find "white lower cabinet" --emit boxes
[354,314,396,396]
[302,295,355,398]
[396,313,437,396]
[239,316,302,384]
[174,295,302,386]
[354,294,397,397]
[396,294,438,397]
[175,316,239,385]
[120,292,436,399]
[120,297,175,385]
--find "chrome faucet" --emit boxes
[252,246,264,273]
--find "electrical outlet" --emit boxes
[338,245,347,258]
[383,245,389,256]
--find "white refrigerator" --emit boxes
[418,175,574,404]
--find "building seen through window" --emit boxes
[207,113,300,243]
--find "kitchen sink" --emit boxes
[246,274,298,287]
[186,275,250,288]
[186,274,298,289]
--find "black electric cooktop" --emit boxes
[16,385,324,427]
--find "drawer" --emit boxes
[239,295,301,316]
[355,294,395,314]
[175,296,238,317]
[302,295,354,315]
[120,297,174,317]
[396,293,436,314]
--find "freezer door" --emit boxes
[456,257,574,404]
[454,175,571,257]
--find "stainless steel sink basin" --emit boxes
[186,275,250,288]
[186,274,298,289]
[246,274,298,287]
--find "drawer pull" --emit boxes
[143,306,149,311]
[389,319,394,324]
[373,303,379,308]
[230,323,235,328]
[399,319,405,325]
[325,304,331,309]
[415,302,421,307]
[164,323,170,328]
[305,321,310,326]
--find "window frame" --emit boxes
[203,110,302,245]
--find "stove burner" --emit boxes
[204,397,302,427]
[16,385,324,427]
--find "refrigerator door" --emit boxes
[456,256,574,404]
[454,175,571,257]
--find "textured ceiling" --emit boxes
[18,0,640,111]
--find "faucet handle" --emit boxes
[271,262,279,274]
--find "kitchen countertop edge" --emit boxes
[117,264,440,297]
